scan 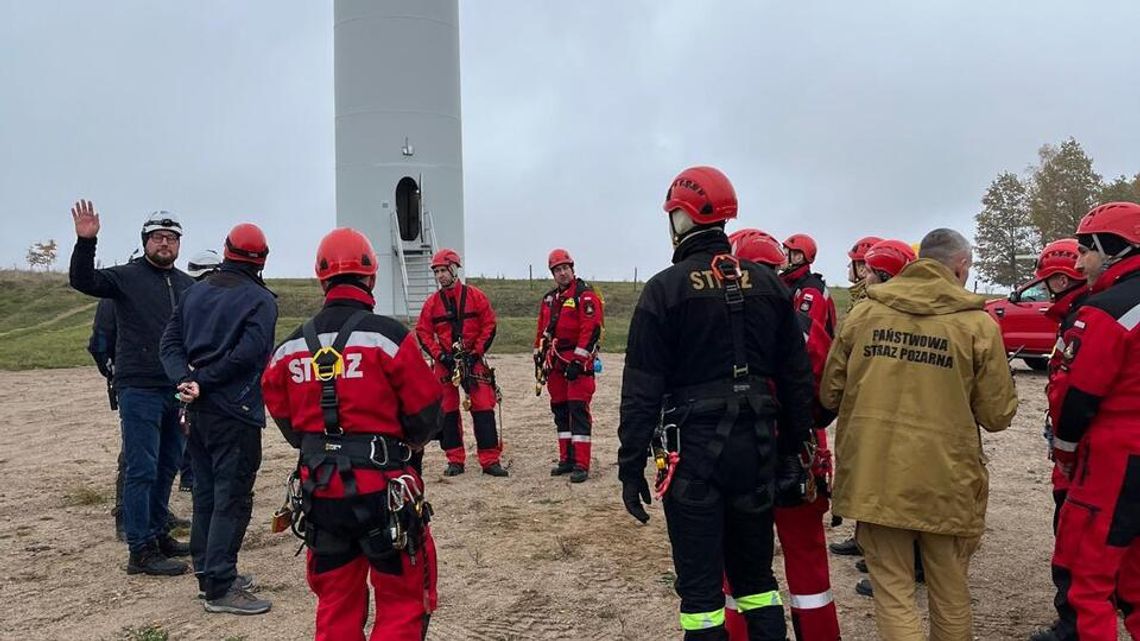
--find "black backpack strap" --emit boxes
[302,310,369,436]
[711,254,749,380]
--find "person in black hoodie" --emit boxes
[618,167,816,641]
[161,223,277,615]
[69,200,194,576]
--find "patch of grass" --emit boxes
[115,625,168,641]
[63,485,109,507]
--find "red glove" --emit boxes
[1052,443,1078,479]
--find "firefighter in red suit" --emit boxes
[781,234,838,337]
[415,248,508,478]
[261,228,443,641]
[534,248,604,484]
[1033,202,1140,641]
[724,229,841,641]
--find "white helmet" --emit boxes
[186,249,222,279]
[141,210,182,243]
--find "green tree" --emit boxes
[975,172,1038,288]
[1028,138,1102,241]
[1099,173,1140,204]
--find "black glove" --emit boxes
[622,476,652,524]
[774,454,809,507]
[439,352,455,371]
[564,360,584,381]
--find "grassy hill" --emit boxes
[0,270,848,370]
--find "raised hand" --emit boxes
[71,200,100,238]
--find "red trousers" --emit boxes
[547,367,595,471]
[435,362,500,468]
[726,495,840,641]
[1052,423,1140,641]
[305,529,437,641]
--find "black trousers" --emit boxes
[663,421,785,641]
[186,408,262,600]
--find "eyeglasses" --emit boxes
[148,232,181,244]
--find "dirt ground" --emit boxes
[0,356,1070,640]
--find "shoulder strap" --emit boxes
[711,254,749,380]
[303,310,369,435]
[442,284,468,348]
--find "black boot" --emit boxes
[1028,626,1067,641]
[167,513,191,530]
[127,542,189,576]
[569,467,588,483]
[158,534,191,558]
[443,462,465,477]
[550,461,575,476]
[855,578,873,597]
[855,559,867,573]
[829,536,862,556]
[482,463,510,477]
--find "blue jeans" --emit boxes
[118,387,185,552]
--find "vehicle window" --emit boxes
[1019,281,1049,302]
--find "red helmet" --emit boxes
[847,236,883,262]
[315,227,378,281]
[783,234,818,264]
[431,248,462,270]
[1035,239,1083,281]
[662,166,738,225]
[732,229,785,267]
[548,248,574,271]
[1076,201,1140,246]
[223,223,269,266]
[864,239,917,279]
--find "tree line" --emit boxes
[973,138,1140,288]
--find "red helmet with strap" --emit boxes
[663,166,738,225]
[315,228,378,281]
[431,248,462,270]
[548,248,574,271]
[1035,239,1082,281]
[848,236,883,262]
[865,239,917,279]
[730,228,785,267]
[783,234,818,264]
[224,223,269,266]
[1076,201,1140,246]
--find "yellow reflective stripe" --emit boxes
[735,590,783,612]
[679,608,725,630]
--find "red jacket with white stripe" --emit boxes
[1052,255,1140,451]
[534,278,604,364]
[415,282,497,361]
[261,285,443,496]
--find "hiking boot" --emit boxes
[855,578,873,598]
[569,467,589,484]
[167,513,191,530]
[855,559,868,573]
[829,537,862,556]
[127,544,189,576]
[198,574,257,600]
[1028,624,1072,641]
[482,463,510,477]
[443,462,465,477]
[550,461,575,476]
[204,586,272,615]
[158,534,191,558]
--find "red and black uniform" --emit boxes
[415,282,501,469]
[1044,285,1089,530]
[262,285,443,641]
[781,264,838,338]
[535,278,604,472]
[725,312,841,641]
[1049,255,1140,640]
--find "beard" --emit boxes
[146,248,177,267]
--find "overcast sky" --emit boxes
[2,1,1138,287]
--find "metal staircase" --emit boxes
[391,209,440,319]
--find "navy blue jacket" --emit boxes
[160,262,278,427]
[88,298,117,379]
[70,237,195,388]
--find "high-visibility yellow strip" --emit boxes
[679,608,725,630]
[736,590,783,612]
